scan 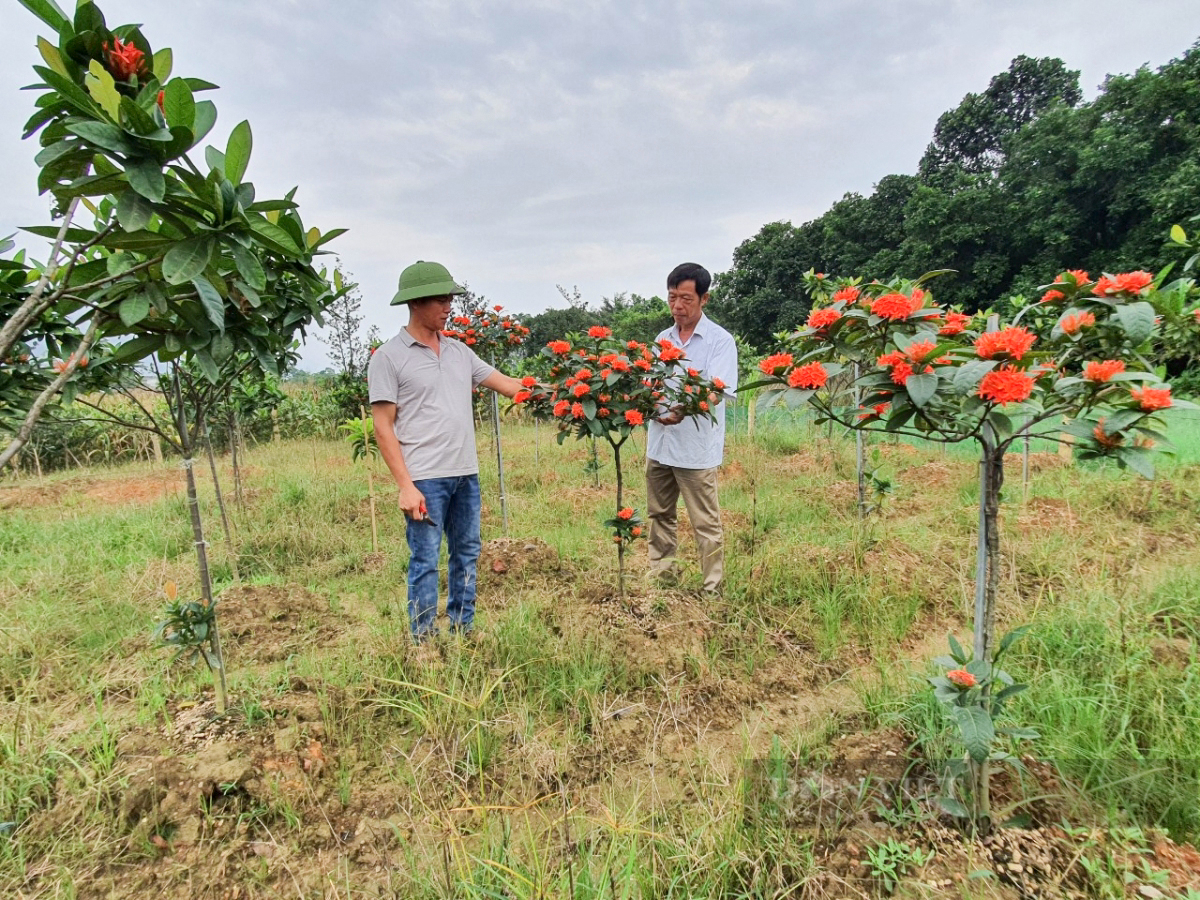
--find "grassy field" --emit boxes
[2,411,1200,899]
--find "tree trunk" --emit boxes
[202,410,239,584]
[614,439,625,599]
[173,368,228,714]
[227,397,244,513]
[969,431,1004,832]
[361,406,379,553]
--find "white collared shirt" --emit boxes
[646,314,738,469]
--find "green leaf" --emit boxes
[1115,302,1156,346]
[33,140,77,168]
[110,333,164,364]
[953,360,997,394]
[947,633,967,663]
[205,145,226,176]
[106,251,132,277]
[65,120,133,155]
[36,35,69,77]
[120,96,167,138]
[118,292,150,326]
[224,120,252,184]
[193,348,220,383]
[987,411,1014,440]
[311,227,348,249]
[1170,224,1188,245]
[247,216,301,254]
[938,797,970,819]
[191,100,217,146]
[125,158,166,202]
[85,59,121,120]
[18,0,69,31]
[210,331,234,363]
[152,48,173,83]
[231,245,266,291]
[192,275,226,331]
[33,66,100,118]
[581,397,597,419]
[1118,446,1156,480]
[162,235,214,284]
[952,704,995,763]
[116,188,153,231]
[162,78,195,131]
[905,372,938,408]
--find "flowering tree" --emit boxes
[2,1,347,711]
[751,266,1190,830]
[442,297,530,532]
[518,326,727,596]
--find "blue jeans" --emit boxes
[406,475,482,640]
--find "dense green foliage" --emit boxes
[711,44,1200,350]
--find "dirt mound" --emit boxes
[478,536,562,584]
[218,583,344,664]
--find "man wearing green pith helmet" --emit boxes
[368,261,525,647]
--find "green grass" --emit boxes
[2,413,1200,897]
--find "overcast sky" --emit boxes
[2,1,1197,369]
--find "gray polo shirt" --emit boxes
[367,329,495,481]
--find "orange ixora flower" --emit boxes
[520,375,537,387]
[939,310,971,335]
[1093,419,1124,448]
[1115,271,1154,294]
[631,526,642,536]
[570,402,585,419]
[978,366,1035,405]
[905,340,938,364]
[946,670,976,689]
[1131,386,1172,411]
[759,352,794,376]
[711,377,726,391]
[657,339,685,362]
[1084,360,1125,383]
[787,362,828,390]
[807,307,842,329]
[1040,289,1066,304]
[624,409,644,426]
[832,286,861,304]
[1055,269,1090,285]
[548,340,571,354]
[512,390,532,404]
[553,400,570,417]
[871,292,924,321]
[103,37,148,82]
[1060,311,1096,335]
[575,367,593,380]
[587,325,612,339]
[617,507,634,520]
[974,326,1036,361]
[572,382,591,397]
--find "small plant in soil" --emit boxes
[155,581,228,714]
[866,837,935,894]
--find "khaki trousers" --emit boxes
[645,458,724,592]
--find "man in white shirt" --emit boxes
[645,263,738,595]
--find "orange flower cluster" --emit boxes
[1093,271,1154,296]
[807,307,842,329]
[977,367,1035,406]
[1055,269,1090,285]
[974,326,1036,361]
[905,340,938,364]
[1084,360,1125,383]
[657,339,685,362]
[938,311,972,336]
[1060,311,1096,335]
[946,670,976,689]
[1040,289,1066,304]
[786,362,828,389]
[871,291,924,321]
[831,286,861,304]
[442,303,530,353]
[103,38,148,82]
[759,352,794,376]
[624,409,644,425]
[588,325,612,339]
[1131,386,1172,411]
[1093,418,1124,448]
[878,351,931,386]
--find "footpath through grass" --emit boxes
[2,414,1199,898]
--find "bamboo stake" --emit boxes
[361,406,379,553]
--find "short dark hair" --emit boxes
[667,262,711,297]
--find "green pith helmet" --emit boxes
[391,260,466,305]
